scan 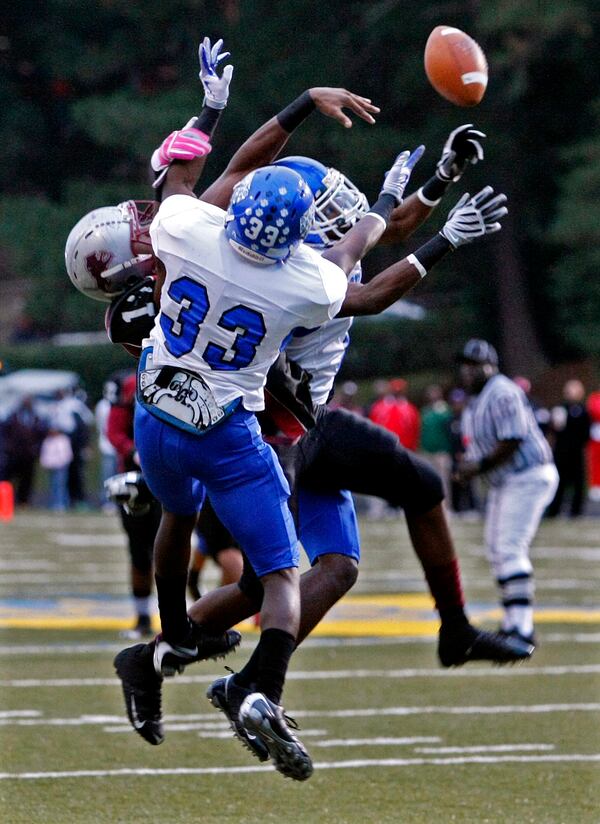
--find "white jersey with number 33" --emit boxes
[145,195,347,411]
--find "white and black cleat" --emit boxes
[239,692,313,781]
[114,643,164,745]
[207,673,269,762]
[153,629,242,677]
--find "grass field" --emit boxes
[1,510,599,823]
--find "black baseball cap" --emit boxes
[457,338,499,366]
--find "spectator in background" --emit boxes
[587,389,600,502]
[513,376,551,436]
[547,379,591,518]
[95,382,118,511]
[329,380,365,416]
[420,384,453,501]
[369,378,420,451]
[366,378,391,417]
[39,427,73,511]
[51,388,94,509]
[0,397,46,505]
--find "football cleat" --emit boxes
[207,673,269,762]
[498,627,537,648]
[153,629,242,677]
[113,643,164,745]
[438,622,534,667]
[239,693,313,781]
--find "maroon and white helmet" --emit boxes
[65,200,158,302]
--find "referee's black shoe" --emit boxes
[438,622,534,667]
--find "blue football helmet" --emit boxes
[273,156,369,248]
[224,166,315,265]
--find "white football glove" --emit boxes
[380,145,425,205]
[436,124,486,183]
[198,37,233,110]
[440,186,508,248]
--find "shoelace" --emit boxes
[280,709,300,731]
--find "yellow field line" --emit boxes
[0,610,598,633]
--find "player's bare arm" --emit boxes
[379,124,486,245]
[200,87,380,209]
[152,259,167,305]
[324,146,424,275]
[337,185,507,317]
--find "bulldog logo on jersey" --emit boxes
[138,350,227,432]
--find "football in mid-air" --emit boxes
[424,26,488,107]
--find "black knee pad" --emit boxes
[389,450,444,514]
[121,501,161,573]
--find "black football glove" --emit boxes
[436,124,486,183]
[104,472,154,516]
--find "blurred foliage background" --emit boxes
[1,0,599,395]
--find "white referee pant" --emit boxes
[484,463,559,581]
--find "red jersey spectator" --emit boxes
[368,378,420,451]
[587,390,600,502]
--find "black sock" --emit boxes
[252,627,296,705]
[235,645,261,690]
[439,605,470,628]
[155,572,191,645]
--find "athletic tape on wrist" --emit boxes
[276,91,316,133]
[407,254,427,278]
[417,188,441,207]
[418,175,451,206]
[368,192,396,225]
[410,234,453,276]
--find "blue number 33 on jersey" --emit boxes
[159,276,267,371]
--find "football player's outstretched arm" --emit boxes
[337,186,507,317]
[379,124,486,245]
[324,146,424,275]
[156,37,233,200]
[200,87,380,209]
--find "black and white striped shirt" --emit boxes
[461,374,553,486]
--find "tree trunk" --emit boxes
[491,209,547,377]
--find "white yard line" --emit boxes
[1,754,599,780]
[0,710,41,719]
[4,663,600,688]
[1,704,599,726]
[314,737,442,747]
[414,744,555,753]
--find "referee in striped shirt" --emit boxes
[454,339,559,648]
